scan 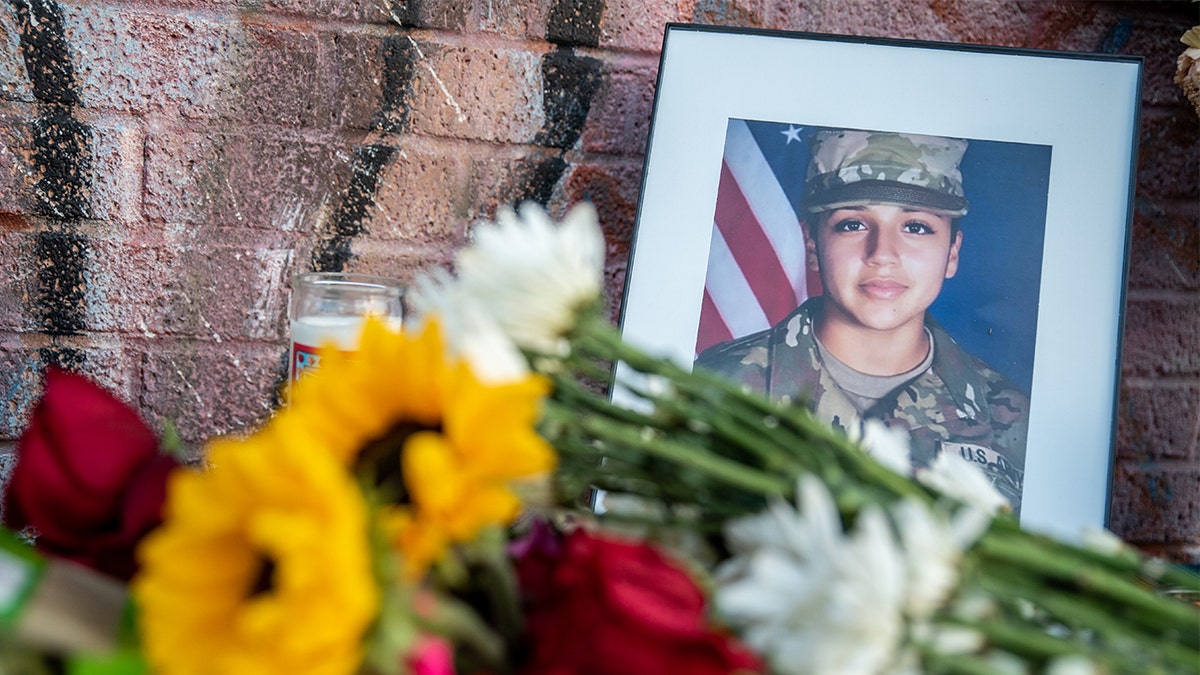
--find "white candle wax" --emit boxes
[288,315,401,384]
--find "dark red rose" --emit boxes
[515,527,761,675]
[3,368,180,580]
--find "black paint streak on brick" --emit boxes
[38,346,85,372]
[375,35,418,134]
[306,27,418,279]
[515,156,569,207]
[10,0,79,106]
[381,0,420,27]
[312,144,397,273]
[31,110,92,220]
[11,0,93,344]
[34,230,88,335]
[502,48,603,208]
[547,0,605,48]
[535,48,603,149]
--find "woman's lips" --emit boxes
[860,279,907,299]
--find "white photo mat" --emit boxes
[616,24,1142,541]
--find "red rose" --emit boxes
[515,527,761,675]
[3,368,179,580]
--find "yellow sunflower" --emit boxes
[133,432,378,675]
[278,317,555,578]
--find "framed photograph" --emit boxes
[616,24,1143,540]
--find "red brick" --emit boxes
[333,29,525,135]
[139,340,283,449]
[0,9,30,102]
[0,231,33,331]
[219,21,333,127]
[687,0,769,30]
[1136,111,1199,202]
[1119,13,1198,108]
[0,125,18,211]
[1024,2,1115,52]
[957,1,1124,50]
[578,62,656,156]
[66,8,232,116]
[406,41,546,143]
[0,337,139,440]
[772,0,956,42]
[559,158,641,257]
[0,115,144,223]
[88,120,146,225]
[1127,206,1199,291]
[66,8,333,124]
[88,241,292,343]
[463,147,569,216]
[329,29,391,131]
[596,0,680,52]
[369,141,474,242]
[0,116,38,215]
[261,0,386,23]
[1147,543,1199,566]
[378,0,470,31]
[0,341,44,439]
[1116,382,1199,462]
[144,128,354,229]
[478,0,553,37]
[1121,295,1200,378]
[340,239,454,294]
[1109,462,1200,546]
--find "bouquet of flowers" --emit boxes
[0,202,1196,675]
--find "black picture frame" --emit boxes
[616,24,1143,539]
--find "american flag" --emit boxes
[695,119,823,355]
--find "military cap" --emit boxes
[804,130,970,217]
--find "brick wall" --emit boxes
[0,0,1195,562]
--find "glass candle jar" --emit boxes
[288,272,404,386]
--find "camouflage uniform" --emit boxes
[695,297,1029,511]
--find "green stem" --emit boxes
[975,530,1200,636]
[423,594,507,671]
[571,415,791,497]
[917,648,1018,675]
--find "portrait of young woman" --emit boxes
[693,123,1052,514]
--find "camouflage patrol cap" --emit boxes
[804,130,970,217]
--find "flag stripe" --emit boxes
[697,288,733,351]
[721,120,809,307]
[704,225,770,343]
[713,161,797,323]
[697,119,818,357]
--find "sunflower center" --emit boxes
[358,420,442,503]
[249,556,276,598]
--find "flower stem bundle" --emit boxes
[536,311,1200,674]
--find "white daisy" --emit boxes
[407,268,530,384]
[452,200,605,355]
[716,476,907,675]
[849,419,913,475]
[917,453,1009,515]
[892,499,989,618]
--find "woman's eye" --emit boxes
[832,219,866,233]
[903,221,935,235]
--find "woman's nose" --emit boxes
[865,229,899,264]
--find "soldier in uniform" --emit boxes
[695,129,1029,512]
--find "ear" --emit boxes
[803,221,820,272]
[944,229,963,279]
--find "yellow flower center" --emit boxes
[357,421,444,503]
